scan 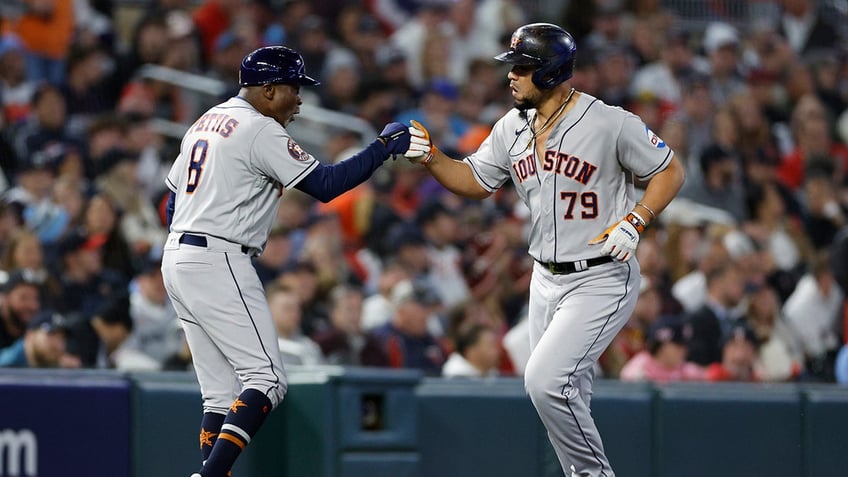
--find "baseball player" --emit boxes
[404,24,685,476]
[160,46,410,477]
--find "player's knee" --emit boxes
[524,359,579,403]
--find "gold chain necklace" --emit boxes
[527,88,575,150]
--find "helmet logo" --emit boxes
[510,35,521,50]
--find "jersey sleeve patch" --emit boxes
[645,126,666,148]
[287,138,310,161]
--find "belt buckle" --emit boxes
[547,262,557,274]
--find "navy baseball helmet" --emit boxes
[495,23,577,90]
[239,46,320,87]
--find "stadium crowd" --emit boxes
[1,0,847,385]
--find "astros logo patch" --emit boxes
[645,126,666,148]
[287,138,309,161]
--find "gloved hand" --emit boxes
[378,122,411,156]
[588,212,646,261]
[405,120,437,164]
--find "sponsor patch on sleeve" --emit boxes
[645,126,666,148]
[287,138,310,161]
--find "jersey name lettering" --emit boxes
[512,153,537,183]
[542,151,597,185]
[190,113,240,137]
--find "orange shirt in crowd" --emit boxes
[2,0,74,60]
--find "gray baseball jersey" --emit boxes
[166,96,318,253]
[464,92,672,477]
[162,96,319,416]
[464,92,672,262]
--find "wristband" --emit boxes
[421,146,438,165]
[626,211,646,234]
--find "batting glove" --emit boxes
[405,120,438,164]
[588,212,646,262]
[378,122,411,156]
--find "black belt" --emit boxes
[536,256,613,275]
[179,233,250,255]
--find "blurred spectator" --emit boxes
[60,44,116,136]
[299,215,358,297]
[620,314,705,383]
[381,221,430,283]
[0,33,35,125]
[388,0,458,88]
[95,148,167,258]
[678,144,748,222]
[415,199,470,310]
[806,49,846,121]
[111,16,170,98]
[778,94,848,191]
[442,322,501,378]
[783,251,844,381]
[704,323,762,381]
[362,279,445,375]
[801,163,846,250]
[3,143,69,243]
[82,193,135,276]
[0,309,71,368]
[395,78,470,156]
[89,293,154,369]
[630,28,694,108]
[595,44,635,107]
[1,0,75,84]
[51,228,126,336]
[276,261,329,337]
[744,179,813,278]
[0,268,43,349]
[699,22,746,105]
[13,84,74,167]
[252,225,293,285]
[582,1,627,52]
[361,260,411,332]
[205,28,253,94]
[121,113,170,203]
[192,0,251,63]
[267,282,324,366]
[685,261,747,366]
[745,283,804,381]
[51,175,87,232]
[727,90,783,169]
[312,284,380,366]
[776,0,841,55]
[126,258,182,369]
[674,73,714,164]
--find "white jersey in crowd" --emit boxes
[463,92,673,262]
[166,96,318,252]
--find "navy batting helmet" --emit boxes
[239,46,320,87]
[494,23,577,90]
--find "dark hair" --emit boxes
[455,323,491,356]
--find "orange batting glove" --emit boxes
[405,120,438,165]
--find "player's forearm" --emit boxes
[636,155,686,224]
[295,141,386,202]
[423,151,491,200]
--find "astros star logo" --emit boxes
[230,398,248,413]
[199,428,218,448]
